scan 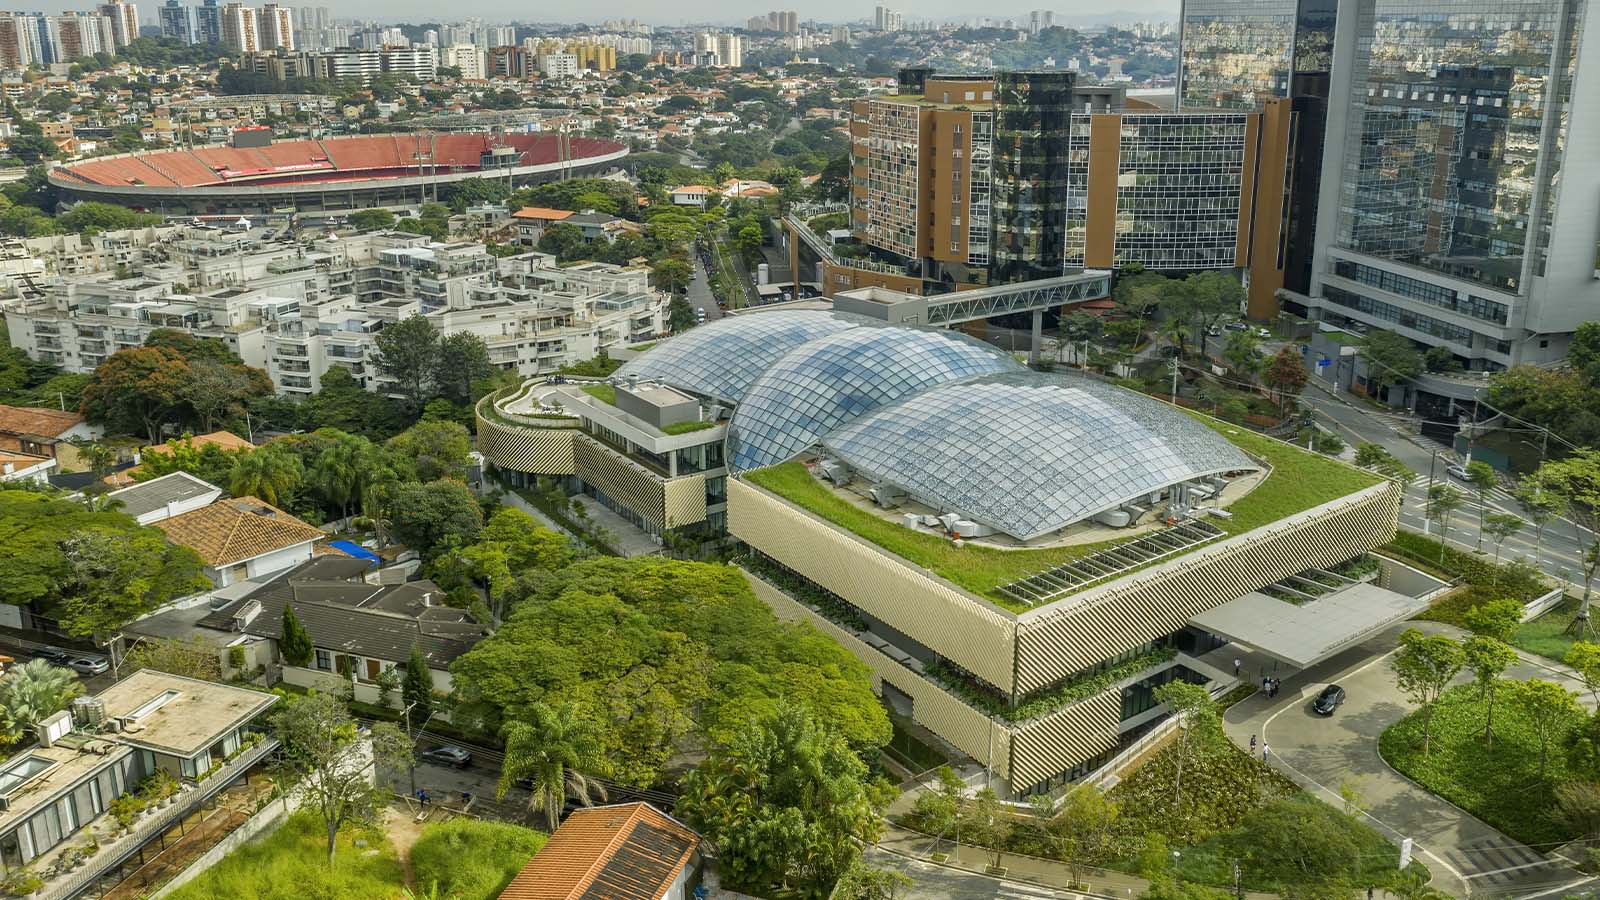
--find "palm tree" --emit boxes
[72,440,118,480]
[311,436,365,521]
[229,445,303,508]
[0,659,84,736]
[496,702,607,829]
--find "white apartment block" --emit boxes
[2,228,668,400]
[538,52,578,78]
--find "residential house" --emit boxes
[510,207,575,247]
[498,802,702,900]
[105,471,223,525]
[668,185,712,209]
[152,497,324,587]
[0,450,55,484]
[0,404,101,472]
[196,556,486,706]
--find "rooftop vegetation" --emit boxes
[742,415,1384,612]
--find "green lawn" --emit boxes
[744,415,1382,611]
[662,420,716,435]
[1378,683,1575,846]
[165,812,405,900]
[410,818,546,900]
[1512,599,1583,663]
[581,384,618,406]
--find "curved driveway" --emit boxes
[1223,622,1591,899]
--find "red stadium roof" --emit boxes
[59,133,625,190]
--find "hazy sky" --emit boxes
[108,0,1181,28]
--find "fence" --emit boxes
[1520,586,1569,623]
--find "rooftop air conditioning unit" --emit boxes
[817,460,851,486]
[869,485,905,508]
[1093,509,1132,528]
[231,599,263,632]
[901,512,922,529]
[936,512,961,532]
[37,710,72,748]
[71,696,108,729]
[953,520,995,538]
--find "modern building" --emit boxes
[0,671,277,880]
[834,67,1292,313]
[219,2,259,52]
[96,0,138,48]
[1187,0,1600,368]
[483,307,1406,794]
[194,0,222,46]
[0,13,37,70]
[256,3,293,51]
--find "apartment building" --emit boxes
[220,2,258,52]
[835,67,1293,315]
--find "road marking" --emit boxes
[1461,859,1561,880]
[1509,875,1598,900]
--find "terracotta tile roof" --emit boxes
[0,404,86,439]
[152,497,325,567]
[499,803,700,900]
[142,431,255,456]
[513,207,576,221]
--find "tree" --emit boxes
[652,257,691,294]
[1221,329,1263,381]
[80,346,190,443]
[1516,482,1568,568]
[965,787,1012,871]
[1359,330,1423,401]
[433,333,492,407]
[905,766,962,845]
[1464,598,1524,643]
[229,442,304,509]
[1425,484,1466,557]
[1506,678,1581,781]
[1180,271,1243,357]
[270,690,410,861]
[1556,781,1600,842]
[1262,345,1308,413]
[1461,636,1517,748]
[402,642,433,719]
[1152,680,1217,810]
[1483,512,1524,565]
[281,604,314,667]
[1038,786,1120,887]
[1564,642,1600,707]
[123,636,223,682]
[1113,271,1166,332]
[832,860,911,900]
[1533,450,1600,638]
[496,701,608,829]
[386,420,472,483]
[0,659,82,737]
[348,209,395,231]
[1391,628,1464,756]
[677,702,890,900]
[1465,460,1498,551]
[668,294,696,332]
[388,479,482,558]
[58,530,209,675]
[373,314,441,409]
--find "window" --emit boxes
[314,649,331,671]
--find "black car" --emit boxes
[1312,684,1346,716]
[31,648,72,666]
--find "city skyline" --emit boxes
[18,1,1180,27]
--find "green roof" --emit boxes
[741,415,1384,613]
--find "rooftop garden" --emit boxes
[579,383,618,406]
[662,420,716,435]
[742,415,1384,612]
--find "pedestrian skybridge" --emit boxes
[1189,581,1430,669]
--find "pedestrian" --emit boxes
[460,790,472,807]
[1249,734,1257,754]
[418,787,429,806]
[1233,657,1242,676]
[1262,743,1271,762]
[1262,675,1270,693]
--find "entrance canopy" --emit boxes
[1189,582,1429,669]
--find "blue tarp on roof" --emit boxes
[329,540,380,567]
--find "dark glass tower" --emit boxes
[989,70,1076,284]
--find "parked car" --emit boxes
[1312,684,1347,715]
[1446,464,1471,481]
[68,657,109,676]
[1224,321,1250,333]
[32,647,72,666]
[419,745,472,769]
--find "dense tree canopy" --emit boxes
[450,557,891,787]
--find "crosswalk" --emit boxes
[1451,838,1565,887]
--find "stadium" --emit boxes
[47,132,628,215]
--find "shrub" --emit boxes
[163,811,403,900]
[411,818,547,900]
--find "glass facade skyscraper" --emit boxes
[1178,0,1298,111]
[990,70,1076,284]
[1332,0,1583,295]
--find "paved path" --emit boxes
[687,253,722,321]
[1224,620,1593,899]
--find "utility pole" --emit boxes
[1169,356,1180,405]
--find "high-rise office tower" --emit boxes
[1178,0,1336,306]
[158,0,197,43]
[1027,10,1053,34]
[1301,0,1599,370]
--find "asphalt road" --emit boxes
[1226,621,1594,899]
[0,638,116,693]
[864,846,1101,900]
[1296,378,1591,583]
[687,254,722,322]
